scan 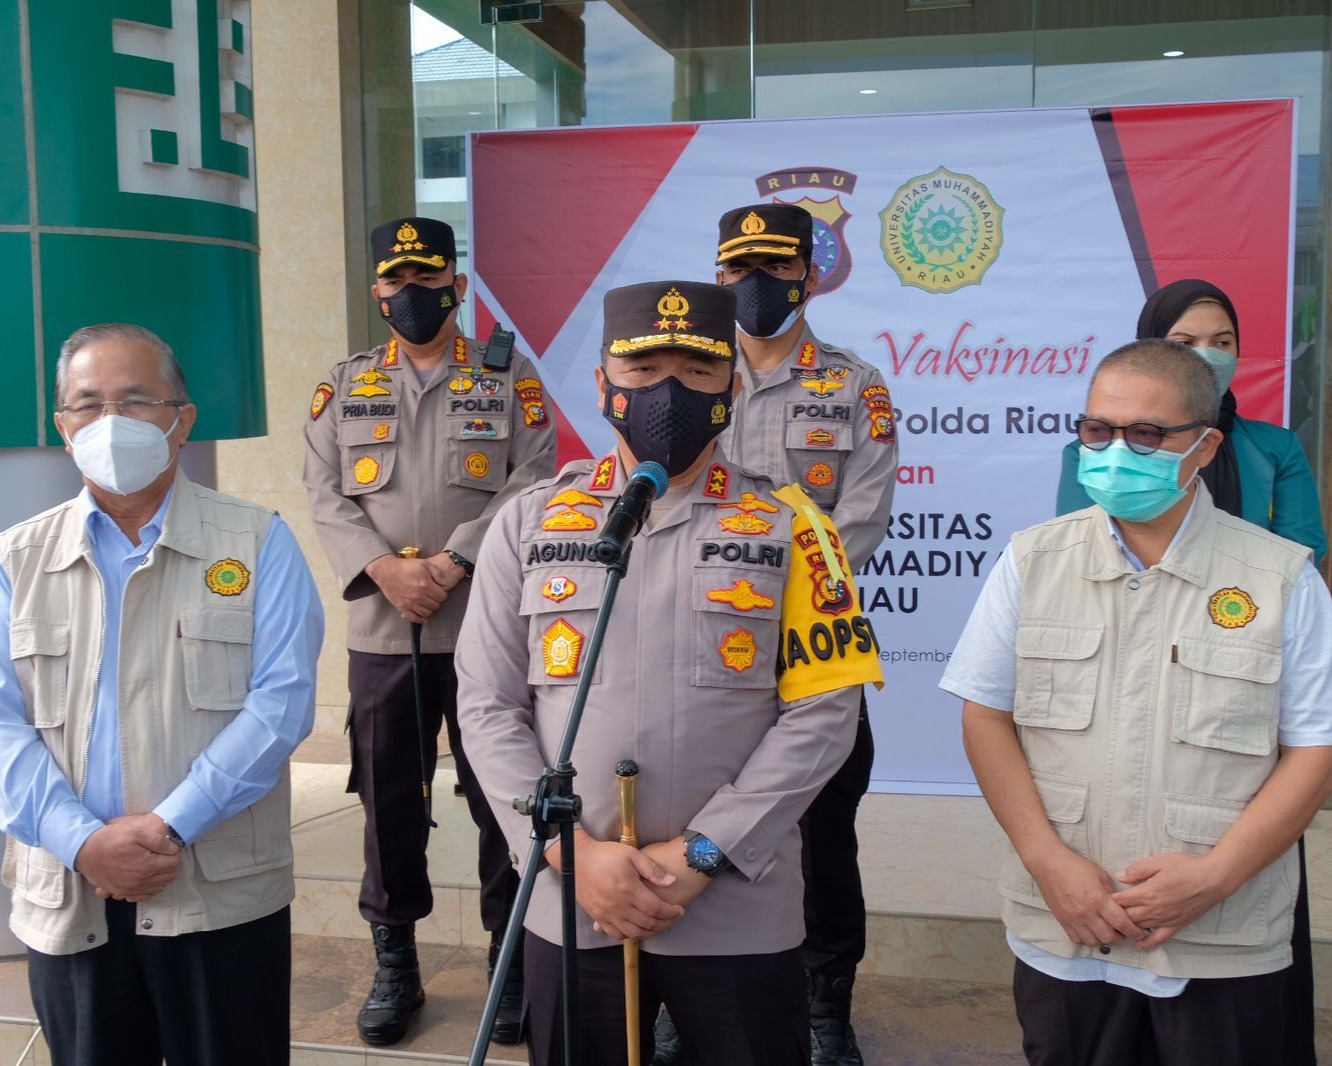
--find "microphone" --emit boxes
[592,461,669,563]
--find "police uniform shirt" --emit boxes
[454,451,883,957]
[718,322,899,572]
[303,337,557,655]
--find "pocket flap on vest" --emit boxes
[1165,793,1246,846]
[1174,635,1281,685]
[10,618,69,658]
[180,606,255,644]
[1016,620,1103,660]
[1031,769,1088,824]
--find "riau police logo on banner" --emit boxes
[754,169,857,295]
[879,166,1004,294]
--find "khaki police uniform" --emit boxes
[717,203,898,1005]
[456,451,883,1063]
[304,334,556,928]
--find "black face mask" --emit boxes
[727,268,806,339]
[380,282,458,345]
[602,374,733,477]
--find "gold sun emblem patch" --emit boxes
[205,558,250,596]
[806,463,835,487]
[1209,587,1258,629]
[353,456,379,484]
[464,452,490,479]
[542,619,584,677]
[718,628,757,672]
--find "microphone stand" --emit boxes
[467,540,636,1066]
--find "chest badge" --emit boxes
[1209,587,1258,629]
[542,577,577,603]
[719,513,774,536]
[707,580,775,612]
[462,419,498,438]
[542,618,584,677]
[805,462,835,487]
[718,628,757,672]
[449,375,475,394]
[353,456,380,484]
[205,558,250,597]
[464,451,491,479]
[543,488,603,532]
[718,492,780,515]
[805,429,835,448]
[373,422,390,440]
[349,368,392,398]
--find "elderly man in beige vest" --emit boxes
[942,339,1332,1065]
[0,324,324,1065]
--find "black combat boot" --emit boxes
[651,1007,686,1066]
[487,932,526,1044]
[809,971,864,1066]
[356,922,425,1046]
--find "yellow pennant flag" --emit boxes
[771,484,885,703]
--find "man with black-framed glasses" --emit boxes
[0,322,324,1064]
[941,339,1332,1065]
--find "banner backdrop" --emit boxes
[468,99,1297,794]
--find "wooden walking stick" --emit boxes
[617,759,642,1066]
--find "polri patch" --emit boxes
[310,383,334,420]
[542,577,577,603]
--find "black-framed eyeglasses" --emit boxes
[56,399,188,422]
[1074,417,1208,456]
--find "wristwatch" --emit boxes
[445,549,474,579]
[683,830,730,877]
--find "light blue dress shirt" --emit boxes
[940,495,1332,996]
[0,487,323,871]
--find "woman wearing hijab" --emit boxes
[1056,278,1326,559]
[1055,277,1327,1066]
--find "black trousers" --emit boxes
[1013,957,1286,1066]
[1284,836,1316,1066]
[800,692,874,978]
[348,649,518,931]
[525,932,810,1066]
[28,900,290,1066]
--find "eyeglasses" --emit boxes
[56,399,187,422]
[1075,417,1208,456]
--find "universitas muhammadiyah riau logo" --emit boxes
[879,166,1004,294]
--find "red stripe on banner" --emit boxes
[1107,100,1295,424]
[471,125,699,358]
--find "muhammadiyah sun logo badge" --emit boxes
[879,166,1004,294]
[1209,587,1258,629]
[205,559,250,596]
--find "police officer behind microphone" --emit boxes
[455,280,883,1065]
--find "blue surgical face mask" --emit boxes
[1076,431,1209,523]
[1192,346,1237,396]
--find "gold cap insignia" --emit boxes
[707,580,775,613]
[393,222,424,251]
[353,456,380,484]
[205,558,250,597]
[740,211,767,236]
[1209,587,1258,629]
[542,618,584,677]
[654,287,692,332]
[718,628,757,672]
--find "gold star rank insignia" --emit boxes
[704,464,730,499]
[591,455,616,490]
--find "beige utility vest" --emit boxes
[1003,487,1310,979]
[0,471,293,955]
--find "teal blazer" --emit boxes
[1056,414,1327,562]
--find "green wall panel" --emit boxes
[40,233,265,443]
[0,233,38,446]
[0,1,28,224]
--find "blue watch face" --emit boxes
[687,835,723,870]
